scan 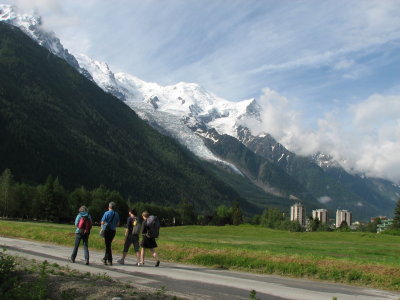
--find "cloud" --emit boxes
[14,0,60,12]
[245,88,322,156]
[351,94,400,127]
[318,196,333,204]
[7,0,89,52]
[18,0,397,102]
[244,88,400,183]
[333,59,355,70]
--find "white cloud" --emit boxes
[245,88,322,156]
[318,196,333,204]
[7,0,89,53]
[350,94,400,128]
[244,88,400,183]
[13,0,397,101]
[333,59,355,70]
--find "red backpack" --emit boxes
[78,216,92,234]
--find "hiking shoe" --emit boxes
[108,261,113,266]
[155,260,160,267]
[70,256,75,263]
[137,262,144,266]
[117,259,124,265]
[85,260,89,265]
[102,258,108,265]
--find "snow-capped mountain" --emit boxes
[0,5,262,168]
[75,52,262,169]
[311,153,342,169]
[76,54,260,138]
[0,5,90,78]
[3,4,400,220]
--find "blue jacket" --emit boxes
[101,210,119,231]
[74,212,92,234]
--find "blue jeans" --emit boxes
[103,230,116,262]
[71,233,89,261]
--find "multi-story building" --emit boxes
[291,203,306,226]
[336,209,352,228]
[312,209,328,224]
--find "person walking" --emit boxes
[139,211,160,267]
[117,208,141,265]
[70,206,92,265]
[101,201,120,265]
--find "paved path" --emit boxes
[1,237,399,300]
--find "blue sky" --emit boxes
[6,0,400,182]
[11,0,399,102]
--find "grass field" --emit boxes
[1,220,400,291]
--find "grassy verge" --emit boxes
[1,220,400,291]
[0,249,179,300]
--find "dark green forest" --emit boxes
[0,22,254,214]
[0,168,245,226]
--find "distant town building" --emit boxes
[291,203,306,226]
[350,221,363,230]
[377,219,393,233]
[312,209,328,224]
[371,216,388,223]
[336,210,352,228]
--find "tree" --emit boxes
[14,183,37,219]
[260,207,284,229]
[0,169,14,217]
[210,205,232,226]
[40,175,58,221]
[307,216,321,232]
[53,177,69,222]
[337,220,350,232]
[68,186,92,216]
[392,198,400,229]
[89,185,110,222]
[231,201,243,225]
[179,199,196,225]
[88,185,128,223]
[280,220,304,232]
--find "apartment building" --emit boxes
[312,209,328,224]
[291,203,306,226]
[336,209,352,228]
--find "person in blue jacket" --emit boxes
[70,205,92,265]
[101,201,120,265]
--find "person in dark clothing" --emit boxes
[71,206,92,265]
[100,202,120,265]
[117,208,141,265]
[139,211,160,267]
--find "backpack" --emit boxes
[131,217,141,235]
[146,215,160,238]
[78,216,92,235]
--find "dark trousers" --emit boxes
[123,234,140,253]
[104,230,116,262]
[71,233,89,261]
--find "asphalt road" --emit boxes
[1,236,399,300]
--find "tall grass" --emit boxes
[1,221,400,291]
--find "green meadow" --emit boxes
[1,220,400,291]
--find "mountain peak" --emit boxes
[0,4,41,38]
[0,5,87,75]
